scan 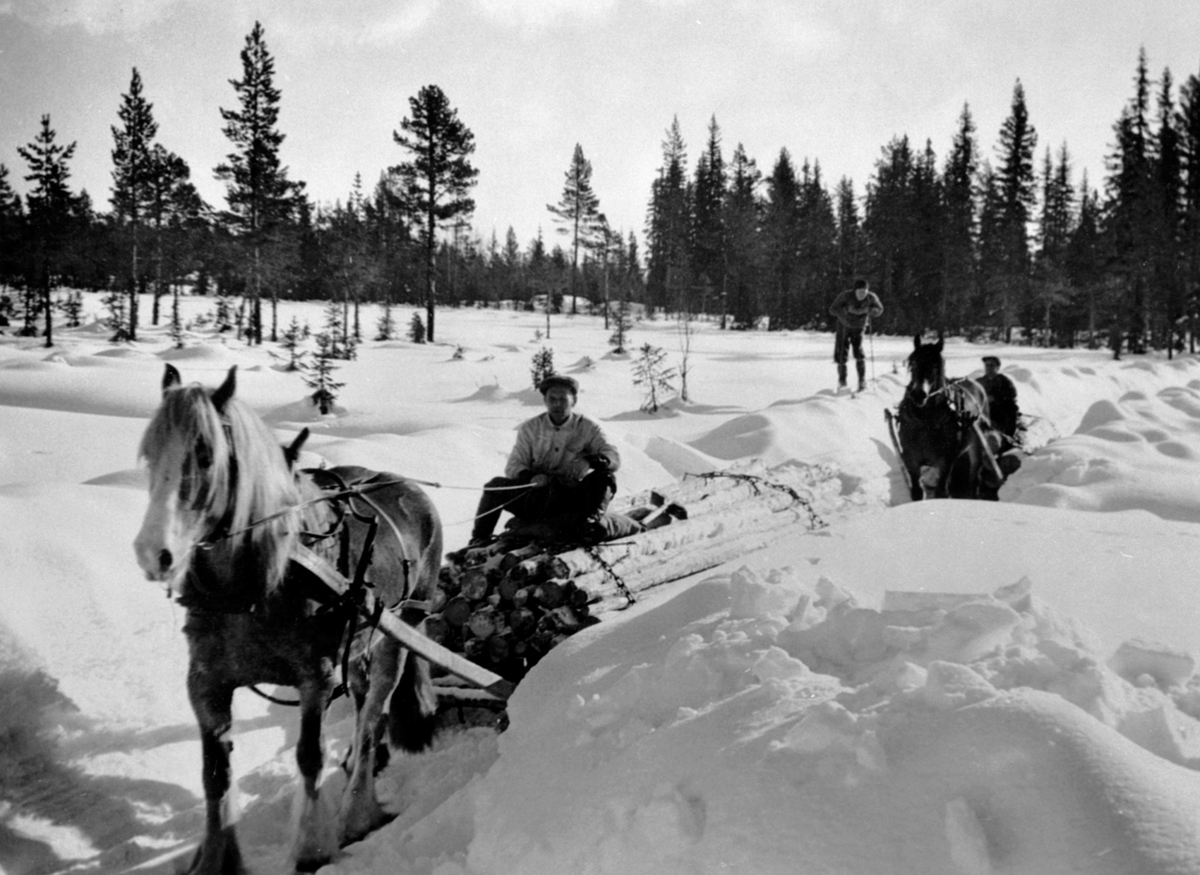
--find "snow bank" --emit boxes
[327,566,1200,875]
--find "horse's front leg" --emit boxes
[291,678,339,871]
[908,464,925,502]
[187,675,245,875]
[339,635,401,845]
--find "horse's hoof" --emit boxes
[293,850,334,873]
[184,830,246,875]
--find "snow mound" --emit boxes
[1005,384,1200,523]
[329,567,1200,875]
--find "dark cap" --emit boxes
[853,278,868,289]
[982,355,1001,366]
[537,374,579,397]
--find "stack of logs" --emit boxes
[427,460,840,683]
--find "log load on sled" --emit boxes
[430,460,841,698]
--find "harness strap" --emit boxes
[290,547,515,699]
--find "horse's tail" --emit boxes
[388,645,439,753]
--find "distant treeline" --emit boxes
[2,33,1198,353]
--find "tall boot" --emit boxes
[856,359,867,392]
[837,363,847,389]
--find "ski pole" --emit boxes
[866,314,876,385]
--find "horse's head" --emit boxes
[906,333,946,399]
[134,364,299,592]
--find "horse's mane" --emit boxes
[139,383,302,594]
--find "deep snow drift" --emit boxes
[2,296,1200,875]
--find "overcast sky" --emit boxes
[3,0,1200,250]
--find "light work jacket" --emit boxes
[504,412,620,483]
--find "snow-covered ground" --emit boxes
[2,294,1200,875]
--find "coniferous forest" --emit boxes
[3,25,1198,355]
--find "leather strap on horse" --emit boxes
[291,548,515,700]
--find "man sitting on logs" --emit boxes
[976,355,1024,499]
[470,375,622,546]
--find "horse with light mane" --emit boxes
[891,334,995,501]
[133,364,442,873]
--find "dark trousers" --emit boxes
[472,469,616,541]
[834,327,866,384]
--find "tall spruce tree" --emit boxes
[645,117,691,313]
[390,84,479,342]
[1154,68,1184,353]
[1066,173,1104,343]
[147,145,203,325]
[1179,63,1200,350]
[763,148,800,329]
[941,104,978,331]
[1105,50,1158,352]
[547,143,603,315]
[692,116,727,316]
[834,176,862,303]
[795,160,839,329]
[215,21,301,345]
[985,80,1038,341]
[863,136,916,332]
[1034,144,1075,343]
[0,165,23,295]
[725,143,763,328]
[111,67,158,340]
[18,115,77,347]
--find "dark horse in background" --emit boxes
[134,365,442,873]
[885,335,1003,502]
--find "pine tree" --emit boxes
[548,143,603,314]
[987,81,1038,341]
[215,21,301,345]
[1066,173,1104,344]
[1179,62,1200,350]
[304,332,344,415]
[408,311,426,343]
[645,117,691,313]
[391,84,479,343]
[147,145,203,326]
[1154,68,1185,353]
[0,164,23,296]
[376,301,396,340]
[833,176,862,301]
[763,148,801,330]
[726,143,763,329]
[18,114,77,347]
[632,343,676,413]
[941,104,978,331]
[278,317,307,370]
[103,289,130,341]
[1105,50,1157,354]
[110,68,158,341]
[692,116,727,317]
[795,160,839,329]
[60,290,83,328]
[530,346,555,389]
[609,297,633,353]
[1034,144,1075,344]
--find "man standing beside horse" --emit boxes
[829,278,884,392]
[471,374,620,546]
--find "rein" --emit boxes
[199,476,534,548]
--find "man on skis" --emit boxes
[829,278,884,392]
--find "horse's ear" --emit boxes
[913,334,923,350]
[211,366,237,413]
[283,428,309,469]
[162,363,182,394]
[934,336,944,353]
